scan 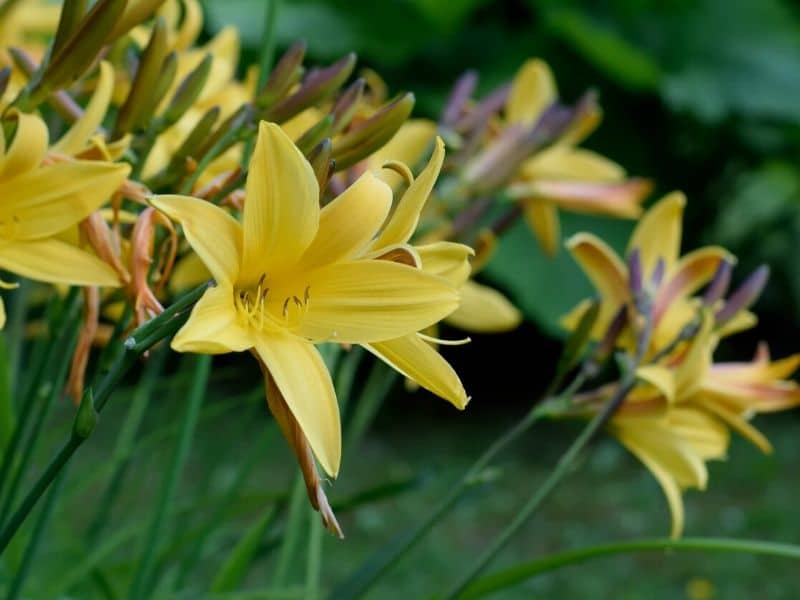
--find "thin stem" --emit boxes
[128,353,211,599]
[459,537,800,599]
[330,403,548,600]
[6,470,67,599]
[305,507,324,600]
[272,476,308,587]
[0,284,208,556]
[441,374,638,599]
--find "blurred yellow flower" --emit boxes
[152,122,462,477]
[505,59,651,254]
[0,111,128,327]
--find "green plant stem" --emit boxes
[128,353,211,599]
[271,476,308,587]
[6,470,67,600]
[243,0,281,166]
[459,537,800,599]
[330,402,549,600]
[0,283,208,556]
[0,322,77,529]
[440,374,638,599]
[305,509,324,600]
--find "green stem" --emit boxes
[459,537,800,599]
[6,470,67,600]
[128,353,211,599]
[243,0,281,166]
[0,284,208,556]
[305,510,324,600]
[271,476,308,587]
[440,375,638,599]
[330,403,548,600]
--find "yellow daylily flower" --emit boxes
[151,121,461,478]
[562,192,735,352]
[0,112,129,327]
[609,406,729,538]
[504,59,651,254]
[579,315,799,537]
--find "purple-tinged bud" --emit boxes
[650,257,666,290]
[265,53,356,123]
[330,78,365,135]
[295,115,334,156]
[589,306,629,371]
[307,139,333,195]
[257,40,307,110]
[0,67,11,100]
[628,249,643,299]
[461,125,528,192]
[162,53,212,126]
[715,265,770,327]
[703,259,733,306]
[454,83,510,134]
[442,70,478,127]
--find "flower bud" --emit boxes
[52,0,88,59]
[331,92,415,169]
[296,115,334,156]
[256,40,307,109]
[331,78,365,135]
[715,265,769,327]
[307,139,334,193]
[73,388,98,440]
[264,53,356,123]
[162,53,212,127]
[442,70,478,127]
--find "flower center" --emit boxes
[234,273,311,332]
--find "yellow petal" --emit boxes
[171,284,253,353]
[670,407,729,460]
[415,241,475,286]
[505,58,557,125]
[169,251,211,293]
[674,312,714,396]
[716,310,757,338]
[300,171,392,270]
[150,194,242,287]
[241,122,319,282]
[0,160,129,240]
[368,119,437,188]
[372,137,445,249]
[520,147,625,182]
[636,365,676,404]
[0,111,48,179]
[296,260,459,344]
[0,238,119,287]
[628,192,685,276]
[696,398,773,454]
[624,438,686,539]
[254,331,341,477]
[523,199,560,255]
[445,280,522,333]
[366,333,469,409]
[52,61,114,155]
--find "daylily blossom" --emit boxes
[503,59,651,254]
[562,192,742,353]
[0,111,129,327]
[151,122,463,483]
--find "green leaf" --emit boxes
[211,505,277,592]
[543,7,662,91]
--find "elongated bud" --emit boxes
[331,78,365,135]
[52,0,88,59]
[73,388,98,440]
[164,105,220,174]
[442,70,478,127]
[114,17,168,138]
[137,51,177,127]
[25,0,126,107]
[454,83,509,134]
[108,0,168,42]
[265,53,356,123]
[256,40,306,109]
[331,92,415,169]
[461,125,528,192]
[0,67,10,99]
[627,248,643,300]
[715,265,770,327]
[307,139,333,193]
[557,298,601,377]
[703,259,733,306]
[66,287,100,406]
[296,115,334,156]
[162,53,212,126]
[591,306,628,369]
[650,257,665,290]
